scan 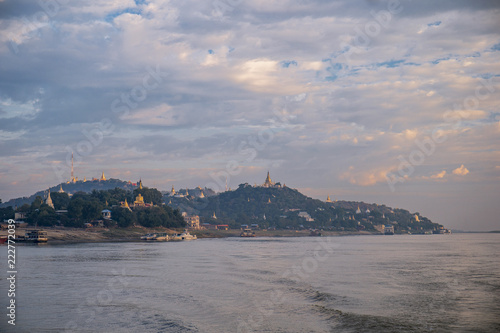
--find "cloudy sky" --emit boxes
[1,0,499,230]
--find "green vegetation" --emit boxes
[11,187,185,229]
[0,205,14,221]
[3,178,442,234]
[168,183,443,233]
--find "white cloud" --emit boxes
[452,164,470,176]
[0,0,499,230]
[430,170,447,179]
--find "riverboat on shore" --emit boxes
[141,233,169,241]
[170,230,197,241]
[240,228,256,237]
[17,230,48,243]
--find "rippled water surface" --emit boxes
[1,233,499,332]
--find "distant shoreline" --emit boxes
[2,226,381,245]
[2,226,490,246]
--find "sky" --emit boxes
[0,0,499,231]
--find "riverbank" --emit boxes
[0,226,379,244]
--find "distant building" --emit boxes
[184,215,200,229]
[217,225,229,231]
[134,193,146,206]
[100,172,106,181]
[298,212,314,222]
[356,206,361,214]
[85,220,104,228]
[384,225,395,235]
[120,199,131,211]
[326,195,332,203]
[101,209,112,220]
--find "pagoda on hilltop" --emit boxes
[261,171,282,188]
[263,171,274,187]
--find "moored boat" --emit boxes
[309,229,322,237]
[141,233,158,240]
[18,230,48,243]
[170,230,197,241]
[0,236,7,244]
[240,228,256,237]
[141,233,169,241]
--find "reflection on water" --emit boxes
[1,234,499,332]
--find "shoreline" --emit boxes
[1,226,382,245]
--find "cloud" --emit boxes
[0,0,499,231]
[452,164,470,176]
[430,170,447,179]
[339,165,395,186]
[121,103,181,126]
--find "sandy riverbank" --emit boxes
[1,227,378,245]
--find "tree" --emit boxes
[0,206,14,221]
[112,207,136,228]
[68,198,85,220]
[50,192,70,210]
[31,196,44,210]
[17,203,30,213]
[82,199,104,220]
[26,204,57,226]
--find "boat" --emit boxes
[170,230,197,241]
[153,233,169,241]
[141,233,169,241]
[17,230,48,243]
[309,229,322,237]
[141,233,158,240]
[433,228,452,234]
[384,225,395,235]
[0,236,8,244]
[240,228,256,237]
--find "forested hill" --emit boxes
[0,179,137,208]
[168,183,442,233]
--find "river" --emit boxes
[1,233,499,332]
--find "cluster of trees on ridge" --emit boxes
[168,183,442,233]
[7,187,185,229]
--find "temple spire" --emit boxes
[100,172,106,181]
[138,179,143,189]
[266,171,271,183]
[46,190,54,209]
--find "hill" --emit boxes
[166,183,442,234]
[0,178,137,209]
[1,177,443,234]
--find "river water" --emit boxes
[1,233,499,332]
